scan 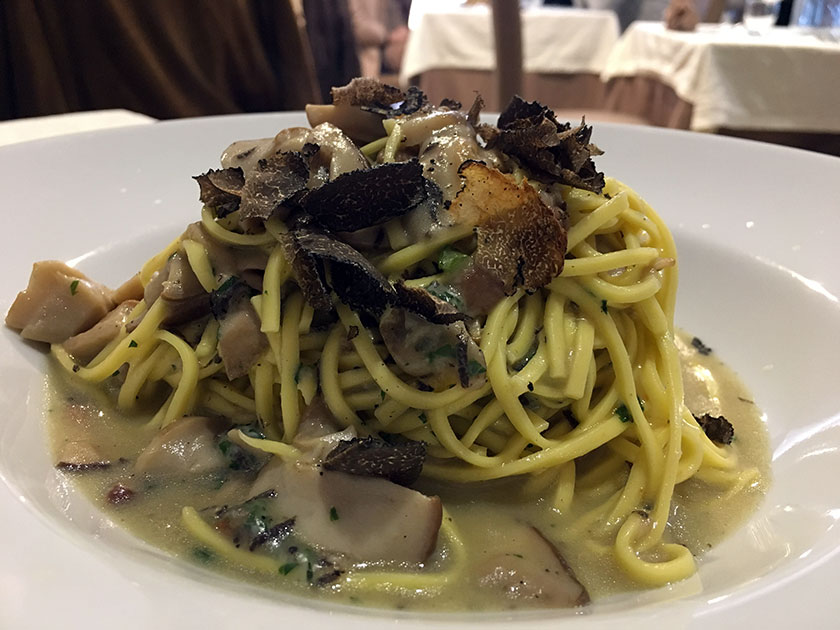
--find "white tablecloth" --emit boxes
[400,5,620,85]
[602,22,840,133]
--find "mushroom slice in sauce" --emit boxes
[474,525,589,608]
[305,103,386,145]
[250,458,442,564]
[301,159,439,233]
[322,436,427,486]
[211,278,267,380]
[449,161,567,301]
[144,251,211,328]
[222,123,367,184]
[6,261,115,344]
[62,299,138,365]
[379,307,486,389]
[135,416,230,477]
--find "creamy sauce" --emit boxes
[45,330,769,611]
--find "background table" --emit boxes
[601,22,840,154]
[400,4,620,110]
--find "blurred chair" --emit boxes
[0,0,320,120]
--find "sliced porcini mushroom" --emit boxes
[182,222,269,287]
[238,149,313,224]
[474,525,589,608]
[220,138,278,176]
[379,307,486,389]
[322,436,427,486]
[153,251,211,327]
[62,300,138,364]
[301,159,439,233]
[6,261,115,344]
[194,167,245,218]
[492,96,605,193]
[419,120,503,201]
[211,278,267,380]
[397,109,467,147]
[135,416,230,477]
[449,161,567,298]
[305,104,386,145]
[275,123,368,182]
[282,230,395,315]
[113,273,144,303]
[291,397,358,463]
[221,123,366,184]
[250,458,442,563]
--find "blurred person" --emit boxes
[0,0,319,119]
[348,0,411,78]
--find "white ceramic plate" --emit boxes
[1,114,839,629]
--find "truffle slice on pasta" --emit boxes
[449,161,567,298]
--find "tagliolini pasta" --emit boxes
[11,81,768,608]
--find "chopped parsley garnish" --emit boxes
[467,360,486,377]
[279,562,298,575]
[329,506,340,521]
[615,403,633,423]
[128,340,138,348]
[427,344,456,362]
[69,279,80,295]
[306,561,314,582]
[600,299,608,314]
[425,281,465,311]
[436,246,470,274]
[418,412,427,424]
[192,547,214,563]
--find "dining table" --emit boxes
[601,22,840,155]
[400,3,621,110]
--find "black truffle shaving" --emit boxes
[302,160,437,233]
[393,282,467,325]
[322,436,427,486]
[330,77,405,109]
[330,78,428,118]
[278,232,332,312]
[194,168,244,218]
[691,336,713,355]
[286,230,395,315]
[249,517,295,552]
[493,96,605,193]
[239,150,311,222]
[695,413,735,445]
[439,97,462,110]
[467,93,484,127]
[376,85,429,118]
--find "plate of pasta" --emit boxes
[1,81,840,629]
